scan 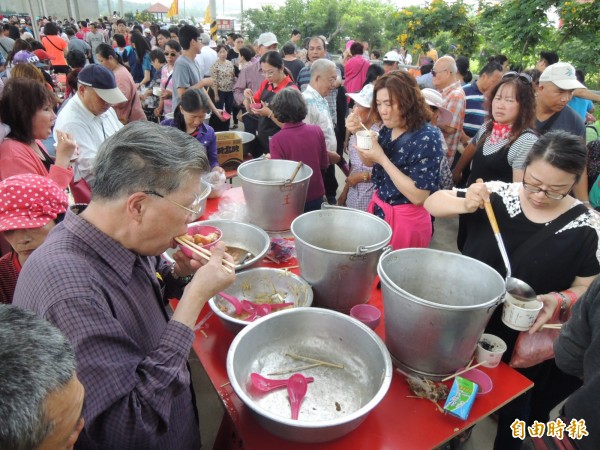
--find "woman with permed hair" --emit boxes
[269,87,330,212]
[355,71,444,249]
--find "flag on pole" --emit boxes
[204,5,212,24]
[167,0,178,18]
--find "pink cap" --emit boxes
[0,174,68,231]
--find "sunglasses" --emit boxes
[502,71,532,84]
[165,52,178,57]
[431,69,448,77]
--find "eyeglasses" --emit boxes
[431,69,448,77]
[143,190,203,218]
[263,69,280,77]
[165,52,177,57]
[522,168,575,200]
[502,71,532,84]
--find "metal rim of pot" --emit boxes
[237,157,313,187]
[291,205,393,256]
[377,248,506,312]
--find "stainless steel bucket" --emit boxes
[377,248,505,380]
[237,158,313,232]
[291,205,392,312]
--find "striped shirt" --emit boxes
[462,80,486,138]
[473,122,538,169]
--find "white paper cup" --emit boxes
[153,86,162,97]
[356,130,378,149]
[501,293,543,331]
[476,333,507,368]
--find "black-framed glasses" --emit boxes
[522,168,575,200]
[502,71,532,85]
[165,52,177,57]
[431,69,448,77]
[143,190,203,217]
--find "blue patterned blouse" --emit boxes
[372,123,443,215]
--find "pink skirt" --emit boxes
[368,192,432,250]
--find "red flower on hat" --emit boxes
[28,201,58,220]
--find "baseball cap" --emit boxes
[12,50,45,68]
[143,28,151,34]
[539,62,586,90]
[346,84,374,108]
[421,88,453,127]
[33,49,54,61]
[383,51,401,63]
[0,174,68,232]
[257,32,278,47]
[78,64,127,104]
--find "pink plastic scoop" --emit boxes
[218,292,243,315]
[250,373,314,393]
[287,373,309,420]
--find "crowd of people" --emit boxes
[0,12,599,450]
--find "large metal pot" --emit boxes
[291,205,392,312]
[227,308,392,443]
[237,158,313,232]
[378,248,505,380]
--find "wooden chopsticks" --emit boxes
[175,236,235,273]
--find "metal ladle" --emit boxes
[482,198,537,302]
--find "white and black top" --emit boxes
[467,123,538,185]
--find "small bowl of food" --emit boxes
[179,224,222,257]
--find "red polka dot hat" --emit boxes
[0,174,68,232]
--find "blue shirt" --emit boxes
[372,123,443,212]
[161,119,218,168]
[568,96,593,121]
[462,80,486,138]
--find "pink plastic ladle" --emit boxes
[250,373,314,393]
[287,373,309,420]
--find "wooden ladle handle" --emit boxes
[476,179,500,234]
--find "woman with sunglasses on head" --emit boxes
[425,131,600,450]
[161,88,223,173]
[452,71,538,187]
[355,71,444,249]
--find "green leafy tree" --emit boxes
[391,0,478,61]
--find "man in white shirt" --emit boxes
[54,64,125,187]
[303,58,341,199]
[196,33,217,78]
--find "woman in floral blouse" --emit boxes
[211,44,236,130]
[356,71,444,249]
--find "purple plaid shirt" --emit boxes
[13,210,200,450]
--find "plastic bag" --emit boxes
[509,328,560,369]
[208,196,248,221]
[202,171,230,198]
[265,238,296,263]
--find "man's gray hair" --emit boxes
[200,33,210,46]
[0,305,76,450]
[310,58,336,80]
[91,121,209,200]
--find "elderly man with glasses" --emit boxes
[13,121,236,449]
[432,55,466,167]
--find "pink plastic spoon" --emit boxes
[250,373,314,393]
[218,292,243,315]
[244,304,271,322]
[287,373,309,420]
